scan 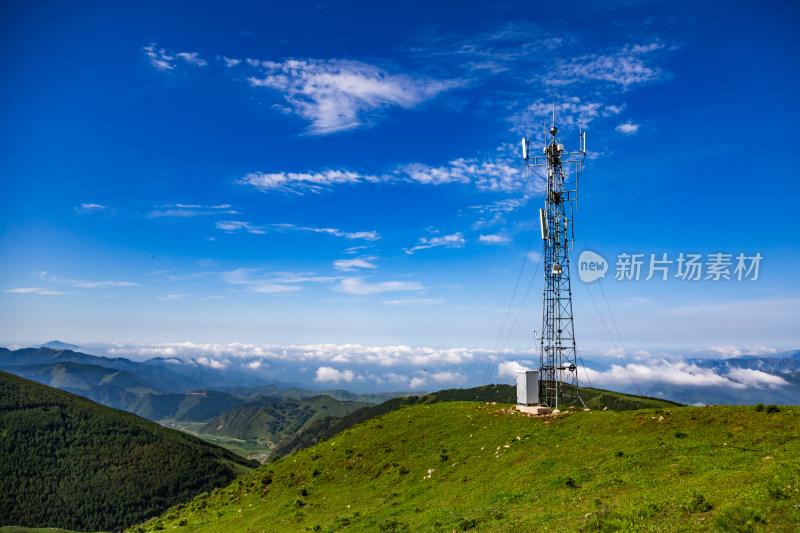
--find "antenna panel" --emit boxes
[539,208,547,241]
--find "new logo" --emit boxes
[578,250,607,283]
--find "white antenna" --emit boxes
[521,137,527,160]
[539,208,548,241]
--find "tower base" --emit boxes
[516,405,552,415]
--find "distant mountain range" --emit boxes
[0,346,419,457]
[645,351,800,406]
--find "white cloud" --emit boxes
[382,372,411,384]
[274,224,380,241]
[245,361,263,370]
[174,52,208,67]
[143,43,208,71]
[726,367,788,389]
[101,342,533,372]
[148,204,238,218]
[405,232,465,254]
[69,279,138,288]
[335,277,424,295]
[410,377,426,389]
[196,356,227,369]
[334,259,378,271]
[409,370,465,389]
[615,121,639,134]
[314,366,356,384]
[429,371,464,383]
[245,58,462,134]
[401,158,533,193]
[75,203,114,214]
[239,154,535,197]
[497,360,530,379]
[220,56,241,67]
[156,294,186,301]
[4,287,69,295]
[223,268,337,294]
[238,169,380,194]
[583,358,791,391]
[479,234,511,245]
[705,345,779,359]
[215,220,266,234]
[555,43,664,87]
[381,297,443,306]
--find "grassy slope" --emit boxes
[201,395,371,443]
[270,384,680,458]
[0,371,258,532]
[130,401,799,532]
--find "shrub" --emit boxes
[687,493,713,512]
[378,518,409,532]
[715,504,765,532]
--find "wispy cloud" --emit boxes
[239,155,535,196]
[223,268,337,294]
[238,169,380,194]
[244,58,463,134]
[382,297,443,306]
[143,44,208,71]
[274,223,380,241]
[334,258,378,271]
[405,232,465,254]
[215,220,266,234]
[40,272,138,289]
[70,280,139,288]
[75,203,115,214]
[400,157,535,193]
[554,42,666,88]
[148,204,238,218]
[334,277,424,295]
[156,294,187,301]
[5,287,69,295]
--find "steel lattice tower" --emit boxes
[522,114,585,409]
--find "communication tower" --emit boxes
[521,104,585,410]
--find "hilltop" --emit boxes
[129,400,800,532]
[270,383,681,458]
[0,371,258,532]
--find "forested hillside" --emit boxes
[0,371,257,532]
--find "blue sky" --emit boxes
[1,1,798,391]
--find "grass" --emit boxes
[128,402,800,532]
[162,421,273,459]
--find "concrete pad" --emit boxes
[516,405,552,415]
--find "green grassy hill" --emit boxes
[270,384,681,458]
[201,395,372,444]
[130,401,799,532]
[0,371,258,532]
